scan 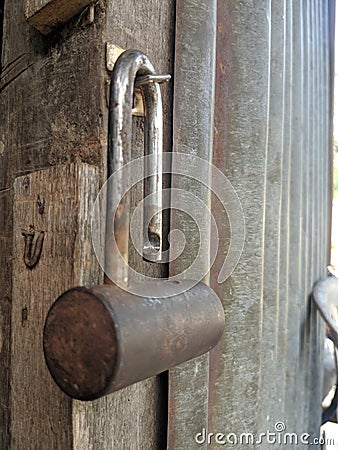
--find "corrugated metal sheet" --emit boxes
[168,1,216,448]
[170,0,334,448]
[209,0,333,447]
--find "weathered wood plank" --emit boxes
[2,0,173,447]
[0,3,108,446]
[0,0,106,189]
[0,189,12,450]
[10,163,100,449]
[25,0,93,34]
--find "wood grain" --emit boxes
[25,0,93,34]
[1,0,173,446]
[0,189,12,449]
[11,163,100,449]
[0,3,107,447]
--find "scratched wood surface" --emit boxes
[0,189,12,448]
[25,0,94,34]
[0,0,173,448]
[0,3,106,447]
[10,164,99,449]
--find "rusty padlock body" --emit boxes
[43,280,224,401]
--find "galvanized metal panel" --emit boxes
[291,0,307,433]
[208,0,333,448]
[168,0,216,448]
[282,0,303,433]
[209,0,270,443]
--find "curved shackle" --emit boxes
[105,50,170,285]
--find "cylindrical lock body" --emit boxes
[43,280,224,400]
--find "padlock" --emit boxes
[43,50,225,401]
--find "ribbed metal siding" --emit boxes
[208,0,333,448]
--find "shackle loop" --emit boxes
[105,50,170,285]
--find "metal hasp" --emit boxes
[312,276,338,424]
[43,50,225,400]
[43,280,225,400]
[106,49,169,274]
[312,276,338,346]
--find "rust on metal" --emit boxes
[43,50,225,407]
[43,281,225,401]
[43,288,117,401]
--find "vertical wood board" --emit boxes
[0,189,12,449]
[1,0,172,445]
[10,163,100,449]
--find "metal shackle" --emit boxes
[106,49,169,283]
[43,50,225,401]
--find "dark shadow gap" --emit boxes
[0,0,4,74]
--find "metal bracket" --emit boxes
[105,44,170,117]
[135,74,171,86]
[312,275,338,425]
[106,43,124,72]
[106,44,144,116]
